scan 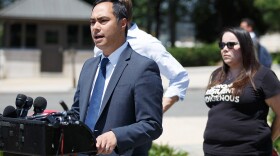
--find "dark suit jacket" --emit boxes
[72,44,163,156]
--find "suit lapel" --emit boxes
[80,56,101,121]
[98,46,132,116]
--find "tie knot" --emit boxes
[101,58,109,69]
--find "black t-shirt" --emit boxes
[204,66,280,156]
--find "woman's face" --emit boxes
[220,32,243,68]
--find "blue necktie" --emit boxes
[85,58,109,131]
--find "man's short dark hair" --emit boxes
[241,18,255,29]
[93,0,127,21]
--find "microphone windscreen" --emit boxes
[15,94,27,108]
[24,97,33,109]
[33,96,47,114]
[3,105,17,118]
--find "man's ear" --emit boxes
[120,18,128,30]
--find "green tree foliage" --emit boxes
[254,0,280,31]
[191,0,267,43]
[133,0,189,47]
[131,0,150,31]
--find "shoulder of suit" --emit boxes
[83,55,99,64]
[129,49,156,64]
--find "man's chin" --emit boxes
[95,44,105,50]
[94,42,103,47]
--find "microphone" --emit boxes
[59,100,69,111]
[20,96,33,118]
[33,96,47,115]
[27,110,78,128]
[50,111,75,117]
[15,94,27,117]
[28,111,74,120]
[3,105,17,118]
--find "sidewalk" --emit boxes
[0,66,218,93]
[2,65,279,93]
[154,117,207,156]
[0,77,74,93]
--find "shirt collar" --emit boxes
[100,41,128,66]
[249,32,256,38]
[127,22,139,38]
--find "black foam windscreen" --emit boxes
[24,97,33,109]
[3,105,17,118]
[20,96,34,118]
[15,94,27,108]
[33,96,47,114]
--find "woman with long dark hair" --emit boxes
[204,27,280,155]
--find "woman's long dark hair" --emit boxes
[207,27,260,95]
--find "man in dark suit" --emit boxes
[71,0,163,155]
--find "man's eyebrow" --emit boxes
[90,16,109,20]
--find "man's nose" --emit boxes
[91,22,100,32]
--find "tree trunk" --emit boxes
[168,0,176,47]
[146,1,153,34]
[155,0,162,38]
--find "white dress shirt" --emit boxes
[94,23,189,100]
[91,42,128,115]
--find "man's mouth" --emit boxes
[94,35,104,39]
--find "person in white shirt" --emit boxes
[94,0,189,113]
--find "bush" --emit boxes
[149,143,188,156]
[168,44,280,67]
[271,52,280,64]
[269,52,280,150]
[168,43,221,67]
[268,110,280,153]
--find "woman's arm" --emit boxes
[266,93,280,142]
